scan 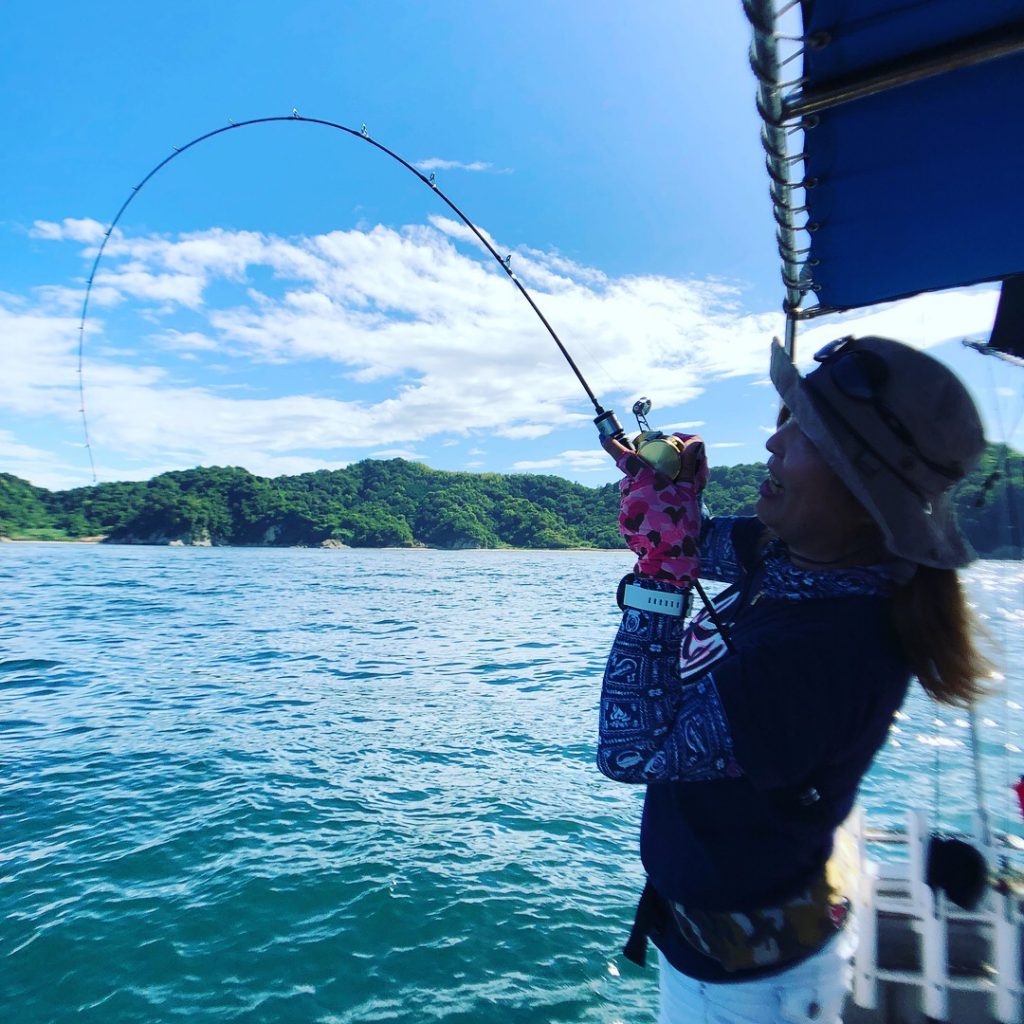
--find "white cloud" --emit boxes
[791,289,1000,367]
[415,158,497,173]
[151,329,221,352]
[512,449,611,473]
[368,448,428,461]
[496,424,556,440]
[30,217,108,243]
[708,442,745,449]
[0,430,52,462]
[92,267,206,308]
[2,218,1004,489]
[4,456,96,492]
[660,420,705,431]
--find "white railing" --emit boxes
[851,807,1023,1023]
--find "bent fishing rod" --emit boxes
[74,111,635,478]
[75,110,726,627]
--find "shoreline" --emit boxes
[1,535,108,544]
[3,536,1021,560]
[0,536,627,553]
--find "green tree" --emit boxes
[0,474,52,534]
[4,445,1021,555]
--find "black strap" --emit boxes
[623,877,665,967]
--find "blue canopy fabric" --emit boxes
[796,0,1024,314]
[802,1,1023,79]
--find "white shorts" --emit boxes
[657,924,858,1024]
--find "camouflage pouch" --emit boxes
[669,873,849,972]
[667,836,856,972]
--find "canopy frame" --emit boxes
[743,0,1024,357]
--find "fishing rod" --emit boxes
[74,110,659,484]
[75,110,722,630]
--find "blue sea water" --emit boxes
[1,544,1021,1023]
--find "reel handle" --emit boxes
[595,402,695,482]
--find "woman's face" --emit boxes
[756,414,874,561]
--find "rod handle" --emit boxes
[594,409,631,448]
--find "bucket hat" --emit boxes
[770,336,985,569]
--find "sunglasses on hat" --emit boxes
[813,337,961,482]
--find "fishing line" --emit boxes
[73,111,720,622]
[74,111,615,484]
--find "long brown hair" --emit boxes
[772,404,990,705]
[890,567,991,706]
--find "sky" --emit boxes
[2,1,1018,492]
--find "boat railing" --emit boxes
[850,806,1023,1022]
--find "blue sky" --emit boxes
[1,2,1015,491]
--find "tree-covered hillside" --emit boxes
[1,446,1021,557]
[1,462,622,549]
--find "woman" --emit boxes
[597,336,990,1024]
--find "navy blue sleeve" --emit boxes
[597,601,742,784]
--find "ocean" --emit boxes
[1,544,1021,1023]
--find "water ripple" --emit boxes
[0,545,1018,1023]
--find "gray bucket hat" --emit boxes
[770,336,985,569]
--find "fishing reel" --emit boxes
[594,397,691,481]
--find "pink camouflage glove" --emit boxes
[615,434,708,588]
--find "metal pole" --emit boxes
[784,310,798,360]
[784,27,1024,120]
[966,705,992,848]
[744,0,808,315]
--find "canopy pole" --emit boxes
[784,310,798,360]
[744,0,817,319]
[784,25,1024,119]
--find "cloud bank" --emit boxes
[3,215,1001,489]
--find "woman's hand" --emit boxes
[600,433,706,485]
[602,432,708,588]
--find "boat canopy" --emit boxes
[745,0,1024,359]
